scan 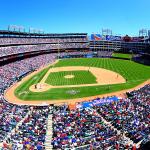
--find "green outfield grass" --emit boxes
[45,70,97,86]
[15,58,150,101]
[112,53,132,59]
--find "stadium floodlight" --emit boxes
[39,29,44,34]
[8,25,25,33]
[34,29,36,33]
[16,26,19,32]
[33,29,36,33]
[102,28,112,36]
[8,25,17,31]
[29,27,45,34]
[29,28,43,34]
[19,26,25,32]
[8,25,13,31]
[8,25,11,31]
[35,29,41,34]
[38,29,41,34]
[18,26,21,32]
[14,25,19,32]
[29,27,31,33]
[16,26,25,33]
[139,29,147,37]
[29,27,36,33]
[29,27,32,33]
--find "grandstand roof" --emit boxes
[0,30,87,38]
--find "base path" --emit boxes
[30,66,126,92]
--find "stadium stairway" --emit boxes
[8,109,32,138]
[92,108,134,147]
[0,109,32,149]
[44,114,53,150]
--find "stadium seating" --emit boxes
[0,35,149,149]
[97,50,113,57]
[0,53,56,92]
[7,106,50,149]
[0,94,29,143]
[51,84,150,149]
[1,83,149,149]
[0,43,88,58]
[0,37,87,45]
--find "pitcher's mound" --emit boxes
[64,75,75,79]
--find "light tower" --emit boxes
[139,29,147,37]
[102,28,112,36]
[8,25,25,32]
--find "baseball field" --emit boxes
[112,52,132,59]
[5,58,150,104]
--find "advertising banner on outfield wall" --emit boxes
[77,96,119,109]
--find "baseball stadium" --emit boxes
[0,1,150,150]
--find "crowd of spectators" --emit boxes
[96,85,150,145]
[52,105,131,149]
[0,52,56,149]
[51,84,150,149]
[0,94,29,143]
[0,91,53,149]
[97,85,149,149]
[1,83,149,149]
[0,37,88,45]
[4,106,50,150]
[59,51,93,58]
[0,53,56,92]
[97,50,113,57]
[0,43,89,57]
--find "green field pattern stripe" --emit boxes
[112,53,132,59]
[15,58,150,100]
[45,70,97,86]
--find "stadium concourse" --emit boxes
[0,32,150,150]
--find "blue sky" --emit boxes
[0,0,149,35]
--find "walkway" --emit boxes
[0,108,32,149]
[45,114,53,150]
